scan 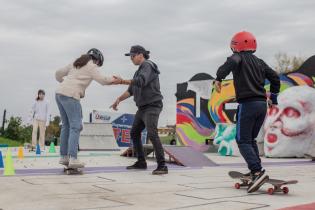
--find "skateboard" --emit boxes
[63,166,83,175]
[228,171,298,195]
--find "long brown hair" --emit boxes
[73,54,92,69]
[36,89,45,101]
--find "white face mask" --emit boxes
[264,86,315,157]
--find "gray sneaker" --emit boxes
[59,156,69,166]
[68,157,85,168]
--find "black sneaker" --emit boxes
[126,160,147,170]
[247,170,269,193]
[243,172,251,178]
[243,172,252,183]
[152,165,168,175]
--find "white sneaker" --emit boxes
[59,156,69,166]
[68,157,85,168]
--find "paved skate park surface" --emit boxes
[1,148,315,210]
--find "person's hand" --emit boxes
[111,76,123,85]
[214,80,222,93]
[110,98,120,111]
[267,98,273,108]
[267,98,277,109]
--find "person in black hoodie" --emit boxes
[214,31,280,193]
[110,45,167,175]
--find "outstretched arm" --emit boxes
[112,63,155,87]
[91,69,117,85]
[110,90,131,111]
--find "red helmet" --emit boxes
[230,31,257,53]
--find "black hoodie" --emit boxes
[215,52,280,103]
[127,60,163,108]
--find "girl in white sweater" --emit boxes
[55,48,120,168]
[31,89,50,151]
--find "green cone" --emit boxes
[49,142,56,153]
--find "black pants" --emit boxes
[236,101,267,174]
[130,106,165,166]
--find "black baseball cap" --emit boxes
[125,45,150,56]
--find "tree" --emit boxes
[19,125,33,143]
[274,53,305,74]
[4,117,22,140]
[3,116,33,143]
[46,116,61,139]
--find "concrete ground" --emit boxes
[0,147,315,210]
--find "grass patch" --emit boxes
[0,137,22,147]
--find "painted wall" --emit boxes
[264,86,315,157]
[176,55,315,153]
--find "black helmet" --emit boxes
[87,48,104,66]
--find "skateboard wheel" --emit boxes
[267,188,274,195]
[235,183,241,189]
[282,187,289,194]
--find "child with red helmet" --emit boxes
[214,31,280,193]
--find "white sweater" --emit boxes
[55,61,113,100]
[31,100,50,124]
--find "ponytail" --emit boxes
[73,54,92,69]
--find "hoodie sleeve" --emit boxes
[27,102,36,125]
[132,62,157,88]
[55,64,72,82]
[215,54,241,82]
[263,61,280,94]
[127,85,133,96]
[91,68,113,85]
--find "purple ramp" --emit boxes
[163,145,217,167]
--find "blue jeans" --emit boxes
[236,101,267,174]
[55,94,82,158]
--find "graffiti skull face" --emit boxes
[264,86,315,157]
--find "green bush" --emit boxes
[4,116,22,140]
[2,116,32,143]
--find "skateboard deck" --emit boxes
[228,171,298,195]
[63,166,83,175]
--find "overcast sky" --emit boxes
[1,0,314,126]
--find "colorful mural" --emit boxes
[176,55,315,152]
[176,74,216,152]
[213,123,239,156]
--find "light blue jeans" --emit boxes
[55,94,82,158]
